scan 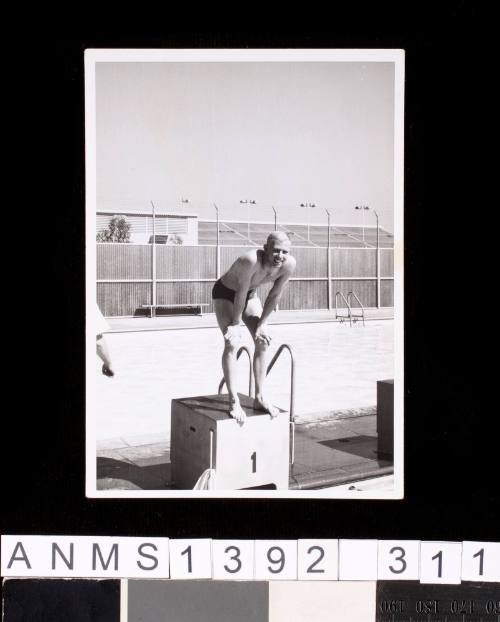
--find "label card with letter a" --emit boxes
[420,541,462,584]
[377,540,420,580]
[212,540,255,580]
[169,539,212,580]
[297,539,339,580]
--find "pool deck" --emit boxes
[96,409,393,491]
[96,308,395,491]
[105,307,393,333]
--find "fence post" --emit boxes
[375,210,380,308]
[376,246,380,308]
[150,201,157,307]
[326,209,332,311]
[214,203,220,279]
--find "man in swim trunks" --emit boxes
[212,231,296,424]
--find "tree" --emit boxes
[168,234,184,245]
[96,215,131,243]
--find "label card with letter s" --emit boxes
[169,539,212,579]
[377,540,420,580]
[297,539,339,580]
[117,537,170,578]
[212,540,255,580]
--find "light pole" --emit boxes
[150,200,157,308]
[213,203,220,278]
[373,209,380,308]
[180,198,189,243]
[300,202,316,241]
[355,205,380,308]
[240,199,256,241]
[272,206,277,231]
[355,205,369,246]
[325,207,332,311]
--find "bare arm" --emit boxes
[258,257,296,327]
[229,255,255,326]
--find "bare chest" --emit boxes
[250,264,282,288]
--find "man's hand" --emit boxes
[255,324,272,346]
[224,324,243,347]
[102,363,114,377]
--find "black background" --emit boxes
[2,6,497,545]
[3,580,120,622]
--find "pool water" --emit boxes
[95,321,393,444]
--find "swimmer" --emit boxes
[212,231,296,424]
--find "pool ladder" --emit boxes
[267,344,296,465]
[218,343,296,465]
[335,291,365,326]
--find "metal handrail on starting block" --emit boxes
[266,343,296,465]
[217,342,296,466]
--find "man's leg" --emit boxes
[243,298,279,417]
[213,299,246,424]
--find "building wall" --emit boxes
[96,212,198,245]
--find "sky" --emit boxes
[95,60,398,232]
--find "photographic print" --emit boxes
[85,49,404,498]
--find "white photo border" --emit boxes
[85,48,405,499]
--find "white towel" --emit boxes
[193,469,216,490]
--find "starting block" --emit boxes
[171,393,290,490]
[377,379,394,458]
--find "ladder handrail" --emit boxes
[335,291,352,326]
[266,343,296,465]
[347,291,365,326]
[218,346,254,397]
[266,343,295,420]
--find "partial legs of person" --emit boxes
[213,299,246,424]
[243,297,279,417]
[96,333,114,377]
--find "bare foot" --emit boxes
[229,400,246,425]
[254,396,279,418]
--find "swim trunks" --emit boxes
[212,278,256,305]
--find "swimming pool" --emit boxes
[95,320,393,445]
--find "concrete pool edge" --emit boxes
[96,406,377,451]
[289,465,394,490]
[104,309,394,334]
[96,410,394,492]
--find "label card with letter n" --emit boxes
[420,541,462,584]
[297,539,339,580]
[377,540,420,580]
[169,539,212,579]
[461,541,500,582]
[212,540,255,580]
[339,539,378,581]
[254,540,298,581]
